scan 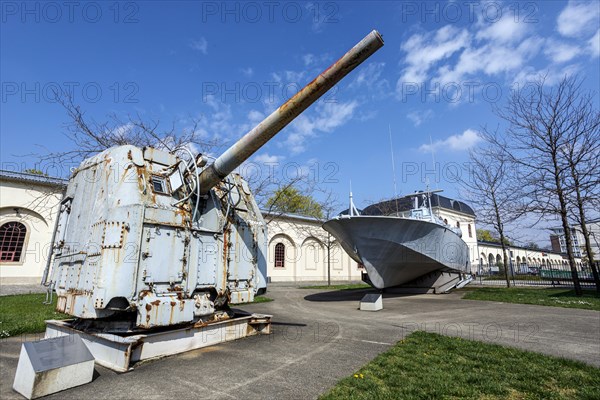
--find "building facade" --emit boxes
[550,221,600,261]
[265,213,362,283]
[0,171,65,284]
[0,171,361,285]
[0,171,583,285]
[476,241,583,275]
[549,227,585,258]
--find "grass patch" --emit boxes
[483,275,542,281]
[320,331,600,400]
[0,293,70,338]
[0,293,272,336]
[462,287,600,311]
[299,283,370,290]
[231,295,273,305]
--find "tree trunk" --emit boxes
[580,220,600,293]
[570,162,600,292]
[550,145,582,295]
[492,193,510,288]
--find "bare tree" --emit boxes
[29,91,222,172]
[487,75,599,295]
[560,97,600,292]
[460,145,520,287]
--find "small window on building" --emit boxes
[151,176,168,194]
[468,224,472,238]
[456,221,460,228]
[274,243,285,268]
[0,222,27,263]
[444,219,448,225]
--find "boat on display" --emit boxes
[322,190,473,292]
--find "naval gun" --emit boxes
[43,31,384,330]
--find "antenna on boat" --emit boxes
[425,182,435,223]
[429,135,436,168]
[349,180,360,217]
[389,124,399,215]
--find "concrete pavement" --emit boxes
[1,286,598,399]
[0,284,45,296]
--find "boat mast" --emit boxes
[349,181,360,217]
[389,124,399,215]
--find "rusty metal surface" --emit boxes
[48,146,268,329]
[198,30,384,193]
[44,313,272,372]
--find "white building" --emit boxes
[0,170,582,285]
[550,221,600,260]
[264,212,362,283]
[0,170,64,284]
[476,241,582,275]
[549,226,585,258]
[0,170,360,285]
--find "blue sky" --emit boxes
[1,1,599,244]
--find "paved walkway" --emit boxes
[0,284,46,296]
[1,287,598,399]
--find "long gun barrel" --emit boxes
[198,30,384,193]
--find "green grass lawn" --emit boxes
[299,283,370,290]
[0,293,70,338]
[461,287,600,311]
[320,331,600,400]
[483,274,542,281]
[0,293,272,337]
[231,295,273,305]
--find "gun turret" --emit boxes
[45,30,384,331]
[198,30,384,193]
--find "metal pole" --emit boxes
[198,30,384,193]
[327,235,331,287]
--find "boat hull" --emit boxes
[323,216,469,289]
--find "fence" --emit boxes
[472,261,599,289]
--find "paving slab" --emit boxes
[1,287,598,399]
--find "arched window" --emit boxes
[444,219,448,225]
[274,243,285,268]
[468,224,472,238]
[456,221,460,228]
[0,222,27,263]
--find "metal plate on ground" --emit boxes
[360,293,383,311]
[13,334,94,399]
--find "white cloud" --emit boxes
[434,33,544,86]
[301,53,331,67]
[284,70,307,84]
[108,123,134,141]
[189,37,208,54]
[241,67,254,77]
[419,129,481,153]
[588,29,600,57]
[254,153,283,164]
[512,63,582,87]
[302,53,316,67]
[350,62,386,88]
[399,25,470,84]
[247,110,264,124]
[475,12,529,44]
[557,1,600,38]
[396,2,598,97]
[544,40,581,63]
[282,101,358,154]
[407,109,433,127]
